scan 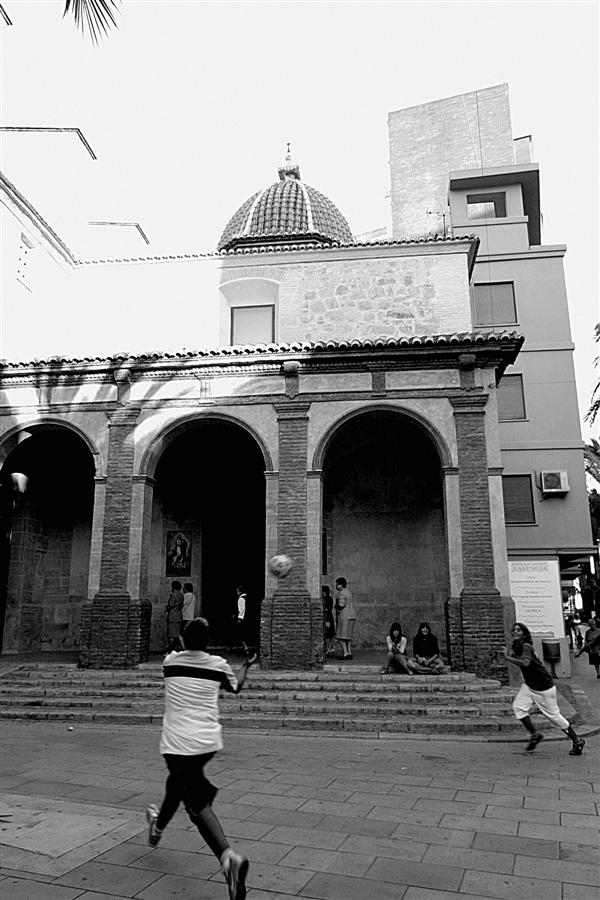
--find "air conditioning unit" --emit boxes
[540,471,569,495]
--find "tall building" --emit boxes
[0,86,593,676]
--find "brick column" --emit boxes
[79,408,142,668]
[261,403,318,669]
[449,393,508,680]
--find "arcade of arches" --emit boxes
[0,339,520,678]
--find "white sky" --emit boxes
[1,0,598,437]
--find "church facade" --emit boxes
[0,85,592,678]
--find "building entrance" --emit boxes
[150,419,266,649]
[321,409,448,650]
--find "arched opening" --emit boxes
[321,409,448,651]
[150,418,266,649]
[0,427,95,653]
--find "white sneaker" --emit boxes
[145,804,162,847]
[222,849,249,900]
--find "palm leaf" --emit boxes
[64,0,121,43]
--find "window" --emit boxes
[502,475,535,524]
[473,282,517,326]
[466,192,507,220]
[230,305,275,345]
[497,374,526,421]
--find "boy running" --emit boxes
[146,617,257,900]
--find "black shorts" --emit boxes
[163,752,218,812]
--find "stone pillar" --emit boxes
[79,408,142,668]
[449,392,508,680]
[261,402,318,669]
[128,475,155,600]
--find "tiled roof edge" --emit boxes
[0,331,524,370]
[74,234,478,266]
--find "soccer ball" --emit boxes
[268,554,293,577]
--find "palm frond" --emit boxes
[64,0,121,43]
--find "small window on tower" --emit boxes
[466,192,507,220]
[231,305,275,345]
[473,282,517,326]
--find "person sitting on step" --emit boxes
[381,622,412,674]
[407,622,445,673]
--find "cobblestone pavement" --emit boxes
[0,653,598,900]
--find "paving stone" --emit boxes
[53,861,162,895]
[472,831,558,858]
[0,878,82,900]
[523,796,598,813]
[413,798,486,815]
[230,836,291,865]
[365,855,463,890]
[262,825,346,851]
[338,833,427,861]
[460,869,562,900]
[369,807,443,826]
[423,843,515,873]
[135,872,225,899]
[317,814,397,838]
[484,805,558,824]
[221,859,314,894]
[237,791,306,811]
[562,885,600,900]
[93,843,153,865]
[391,822,475,847]
[297,798,376,817]
[517,821,599,845]
[403,890,514,900]
[279,845,373,876]
[514,855,600,886]
[128,846,221,879]
[299,870,406,899]
[248,806,325,828]
[559,811,600,829]
[559,841,598,864]
[440,813,518,835]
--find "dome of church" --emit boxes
[217,149,353,251]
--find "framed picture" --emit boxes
[165,530,192,577]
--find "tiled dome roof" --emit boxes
[217,150,353,251]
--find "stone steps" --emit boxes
[0,662,529,735]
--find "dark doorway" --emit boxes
[0,428,95,653]
[322,410,447,648]
[153,420,266,647]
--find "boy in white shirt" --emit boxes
[146,617,256,900]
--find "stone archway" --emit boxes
[148,418,267,649]
[320,408,448,652]
[0,425,96,653]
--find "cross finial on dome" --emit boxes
[278,142,301,181]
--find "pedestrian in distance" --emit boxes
[334,576,356,659]
[381,622,412,674]
[503,622,585,755]
[146,617,258,900]
[234,584,251,657]
[322,585,336,657]
[164,580,184,652]
[407,622,445,673]
[182,582,197,629]
[575,618,600,677]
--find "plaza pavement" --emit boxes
[0,653,598,900]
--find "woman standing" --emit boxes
[322,586,336,657]
[165,581,184,653]
[504,622,585,755]
[334,576,356,660]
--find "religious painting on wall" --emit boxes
[165,530,192,577]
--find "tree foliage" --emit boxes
[64,0,121,42]
[586,322,600,427]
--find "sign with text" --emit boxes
[508,559,564,636]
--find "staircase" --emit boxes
[0,661,539,737]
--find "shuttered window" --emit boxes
[497,374,526,421]
[473,282,517,326]
[231,305,275,345]
[503,475,535,524]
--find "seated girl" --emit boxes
[382,622,412,674]
[408,622,444,673]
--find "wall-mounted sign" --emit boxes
[508,559,564,636]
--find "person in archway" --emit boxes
[234,585,250,657]
[407,622,444,673]
[322,586,336,657]
[182,582,197,633]
[164,581,184,652]
[335,576,356,660]
[146,618,257,900]
[504,622,585,755]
